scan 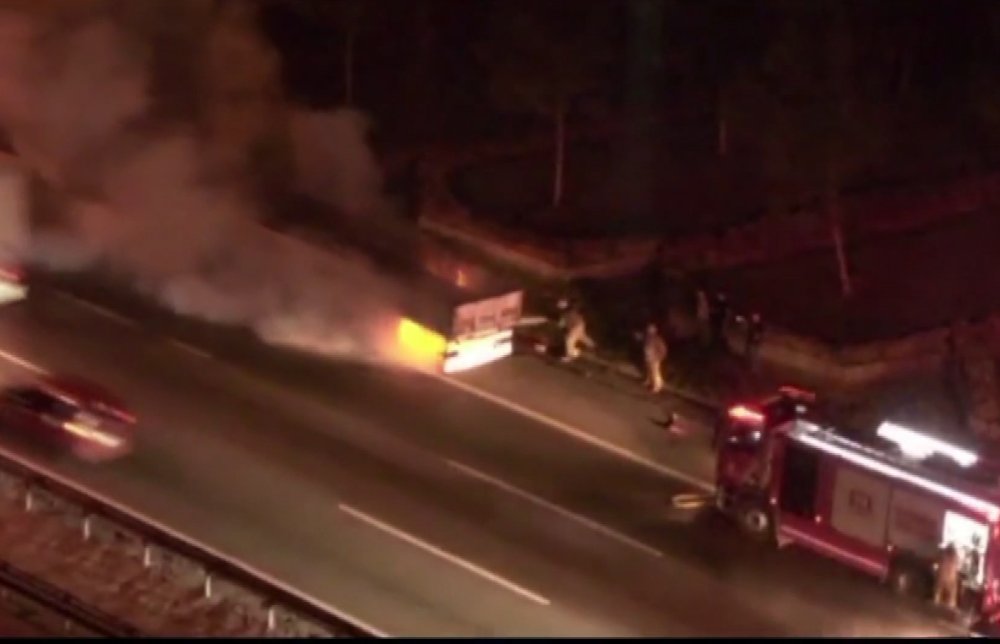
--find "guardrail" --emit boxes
[0,445,384,638]
[0,559,139,636]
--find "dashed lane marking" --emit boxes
[448,459,663,558]
[339,503,551,607]
[0,349,48,375]
[432,374,715,493]
[165,338,213,360]
[55,292,136,328]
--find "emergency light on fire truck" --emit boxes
[725,386,816,423]
[877,421,979,469]
[717,385,816,449]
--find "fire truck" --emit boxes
[715,387,1000,622]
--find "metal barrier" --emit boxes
[0,445,384,638]
[0,560,139,637]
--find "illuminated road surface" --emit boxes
[0,284,958,637]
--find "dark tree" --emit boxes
[267,0,366,107]
[324,0,365,106]
[679,0,765,158]
[967,3,1000,166]
[476,2,611,209]
[734,0,893,298]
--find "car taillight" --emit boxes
[0,266,23,283]
[109,408,136,424]
[728,404,765,424]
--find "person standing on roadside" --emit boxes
[744,313,765,369]
[695,288,711,346]
[643,323,668,394]
[934,543,961,611]
[709,292,730,350]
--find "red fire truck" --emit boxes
[714,388,1000,622]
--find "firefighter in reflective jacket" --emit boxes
[643,324,668,393]
[558,299,595,361]
[935,543,960,610]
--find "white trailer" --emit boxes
[396,274,523,374]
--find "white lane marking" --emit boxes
[432,374,714,493]
[0,349,48,375]
[166,338,213,360]
[448,460,663,559]
[56,292,136,327]
[339,503,550,607]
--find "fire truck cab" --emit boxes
[715,388,1000,622]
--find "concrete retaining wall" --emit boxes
[422,170,1000,281]
[756,321,967,391]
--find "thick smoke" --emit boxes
[0,8,406,363]
[289,107,418,255]
[291,109,391,219]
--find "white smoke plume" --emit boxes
[289,106,417,255]
[0,7,407,363]
[290,108,391,219]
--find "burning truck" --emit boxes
[264,197,524,375]
[715,387,1000,627]
[393,268,522,374]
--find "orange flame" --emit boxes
[396,318,446,368]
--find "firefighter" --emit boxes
[934,543,961,611]
[643,323,668,394]
[695,288,710,345]
[558,299,595,361]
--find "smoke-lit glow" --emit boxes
[397,318,447,366]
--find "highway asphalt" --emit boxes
[0,280,959,637]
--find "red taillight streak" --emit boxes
[0,266,23,283]
[109,409,136,424]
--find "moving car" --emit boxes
[0,161,29,306]
[0,263,26,305]
[0,375,137,462]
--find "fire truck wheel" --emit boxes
[738,504,773,541]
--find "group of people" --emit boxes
[554,287,767,397]
[696,289,766,365]
[555,298,669,393]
